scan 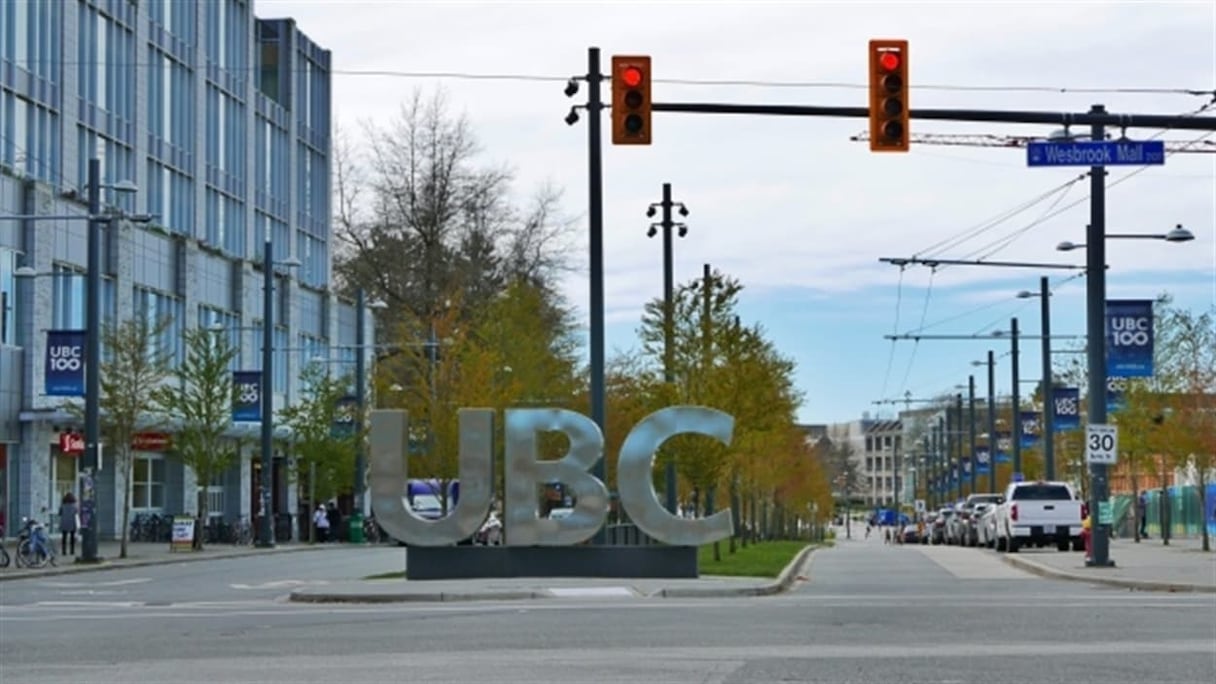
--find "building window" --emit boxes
[198,305,241,370]
[133,285,184,367]
[132,456,167,510]
[147,48,194,153]
[76,4,136,127]
[77,129,135,214]
[51,264,115,330]
[146,160,195,236]
[0,247,15,346]
[0,92,61,183]
[298,333,329,384]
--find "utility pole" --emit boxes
[968,375,977,494]
[81,158,102,563]
[1086,105,1114,567]
[986,350,997,494]
[648,182,688,515]
[1038,276,1056,480]
[955,393,964,500]
[258,233,276,548]
[700,263,713,519]
[1011,317,1022,479]
[353,288,366,516]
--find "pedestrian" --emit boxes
[1138,490,1149,539]
[313,504,330,543]
[58,491,78,557]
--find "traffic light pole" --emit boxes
[650,102,1216,131]
[586,47,608,545]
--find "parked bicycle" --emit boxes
[15,517,57,568]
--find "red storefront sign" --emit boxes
[131,432,171,452]
[59,432,85,455]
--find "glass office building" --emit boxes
[0,1,369,541]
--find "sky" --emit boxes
[261,0,1216,425]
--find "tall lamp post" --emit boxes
[1058,222,1193,567]
[646,182,689,515]
[352,289,387,516]
[1018,277,1056,480]
[6,158,150,562]
[972,352,998,494]
[258,234,301,548]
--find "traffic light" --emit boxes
[612,55,651,145]
[868,39,909,152]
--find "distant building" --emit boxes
[822,415,904,508]
[0,2,369,540]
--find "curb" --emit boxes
[287,544,823,604]
[655,543,819,598]
[1001,555,1216,593]
[289,590,550,604]
[0,543,336,582]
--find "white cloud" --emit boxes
[262,0,1216,422]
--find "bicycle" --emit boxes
[15,517,56,569]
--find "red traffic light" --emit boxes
[879,51,900,72]
[620,66,643,88]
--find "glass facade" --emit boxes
[1,0,349,535]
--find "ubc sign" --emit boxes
[369,406,735,548]
[1052,387,1081,431]
[45,330,86,396]
[1106,299,1154,378]
[232,371,262,422]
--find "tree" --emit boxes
[279,363,360,540]
[155,327,240,550]
[1153,305,1216,551]
[68,316,173,559]
[823,439,864,539]
[333,89,577,334]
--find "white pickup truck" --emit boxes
[993,480,1086,553]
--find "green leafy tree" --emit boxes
[1153,305,1216,551]
[67,316,173,558]
[155,327,239,550]
[279,363,359,540]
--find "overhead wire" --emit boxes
[878,265,907,400]
[897,267,938,398]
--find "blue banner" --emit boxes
[995,432,1012,463]
[331,394,359,438]
[1020,411,1041,449]
[975,446,991,474]
[1106,299,1154,377]
[962,459,973,477]
[232,371,262,422]
[1052,387,1081,431]
[45,330,86,396]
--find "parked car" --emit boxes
[993,481,1086,552]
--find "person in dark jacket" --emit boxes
[58,492,79,556]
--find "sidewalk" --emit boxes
[287,544,820,604]
[0,539,335,582]
[1001,536,1216,593]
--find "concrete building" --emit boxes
[823,415,904,508]
[0,1,369,541]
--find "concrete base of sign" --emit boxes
[405,545,699,580]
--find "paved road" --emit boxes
[1,536,1213,683]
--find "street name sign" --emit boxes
[1085,423,1118,465]
[1027,140,1165,167]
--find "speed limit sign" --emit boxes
[1085,424,1118,465]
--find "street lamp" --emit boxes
[354,291,387,516]
[1017,277,1058,480]
[1059,223,1191,568]
[1055,224,1194,252]
[971,352,998,493]
[258,234,301,548]
[646,182,689,515]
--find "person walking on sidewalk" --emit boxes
[313,504,330,543]
[58,492,79,557]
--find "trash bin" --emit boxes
[348,513,365,544]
